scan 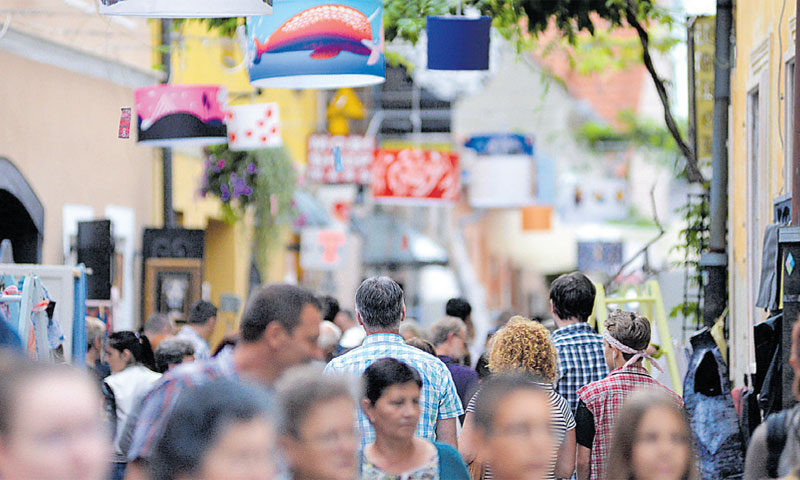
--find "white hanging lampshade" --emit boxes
[426,15,491,70]
[225,104,283,151]
[247,0,385,89]
[99,0,272,17]
[135,85,228,146]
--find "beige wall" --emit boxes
[0,51,155,265]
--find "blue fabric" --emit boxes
[0,316,22,352]
[435,442,470,479]
[684,329,744,479]
[73,265,88,366]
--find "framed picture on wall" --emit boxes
[144,258,202,324]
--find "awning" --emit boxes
[351,214,448,267]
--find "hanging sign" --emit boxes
[307,134,375,184]
[300,228,348,270]
[426,16,491,71]
[100,0,272,17]
[247,0,385,89]
[225,103,282,151]
[135,85,228,146]
[371,149,459,204]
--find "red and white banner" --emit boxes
[371,149,459,204]
[307,134,376,184]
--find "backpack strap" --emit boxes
[767,409,790,478]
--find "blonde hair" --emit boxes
[487,316,558,383]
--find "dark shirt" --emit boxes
[575,399,596,448]
[438,355,479,421]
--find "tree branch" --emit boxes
[603,182,666,290]
[625,2,706,184]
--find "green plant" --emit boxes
[202,145,298,275]
[668,192,710,328]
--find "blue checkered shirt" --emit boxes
[324,333,463,445]
[552,322,609,414]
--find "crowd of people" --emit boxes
[0,272,705,480]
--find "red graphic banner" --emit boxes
[371,149,459,204]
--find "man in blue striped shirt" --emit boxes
[550,272,609,415]
[324,277,462,447]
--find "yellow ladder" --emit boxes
[589,280,683,396]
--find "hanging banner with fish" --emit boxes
[371,149,460,204]
[134,85,228,146]
[247,0,385,89]
[100,0,272,18]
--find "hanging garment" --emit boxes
[685,329,745,479]
[756,224,781,310]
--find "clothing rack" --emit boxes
[0,264,89,365]
[0,275,52,361]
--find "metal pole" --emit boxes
[700,0,732,327]
[161,18,176,228]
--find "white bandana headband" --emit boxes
[603,331,663,372]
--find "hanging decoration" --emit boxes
[426,16,491,71]
[225,104,282,151]
[307,134,375,184]
[371,149,459,204]
[135,85,228,147]
[247,0,385,89]
[99,0,272,18]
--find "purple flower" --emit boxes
[246,163,257,174]
[232,175,252,197]
[220,184,231,202]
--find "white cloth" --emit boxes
[176,325,211,360]
[105,365,161,456]
[339,325,366,349]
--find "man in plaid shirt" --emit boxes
[550,272,609,415]
[575,310,682,480]
[126,284,324,475]
[324,276,462,447]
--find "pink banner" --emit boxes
[371,149,459,203]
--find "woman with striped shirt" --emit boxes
[459,316,576,480]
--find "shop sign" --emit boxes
[371,149,459,204]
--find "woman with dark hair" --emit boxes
[103,331,161,479]
[606,389,699,480]
[360,357,470,479]
[149,379,279,480]
[0,353,110,480]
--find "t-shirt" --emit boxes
[466,381,575,480]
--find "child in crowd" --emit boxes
[606,388,699,480]
[575,309,682,480]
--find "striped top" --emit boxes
[466,382,575,480]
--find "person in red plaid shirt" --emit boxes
[574,310,682,480]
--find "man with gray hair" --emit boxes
[153,338,195,373]
[430,316,478,419]
[324,276,462,447]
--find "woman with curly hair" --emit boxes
[459,316,576,480]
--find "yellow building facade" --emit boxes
[161,21,320,325]
[730,1,796,385]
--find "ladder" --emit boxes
[589,280,683,396]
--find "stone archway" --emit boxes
[0,158,43,263]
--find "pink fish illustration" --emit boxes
[253,5,382,65]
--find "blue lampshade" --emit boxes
[426,16,491,71]
[247,0,385,89]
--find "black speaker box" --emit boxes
[77,220,113,300]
